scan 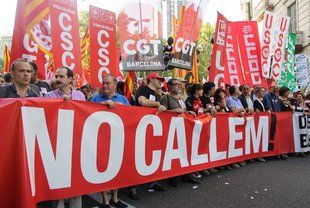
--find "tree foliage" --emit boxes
[197,23,215,81]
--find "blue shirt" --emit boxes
[91,92,130,106]
[226,96,244,111]
[263,92,280,112]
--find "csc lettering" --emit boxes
[97,30,110,84]
[123,39,161,55]
[59,12,75,70]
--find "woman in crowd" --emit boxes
[185,83,204,115]
[253,86,266,112]
[293,91,306,112]
[279,87,295,112]
[214,88,229,112]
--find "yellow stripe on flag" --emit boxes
[26,7,49,32]
[25,0,45,17]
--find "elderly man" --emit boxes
[263,83,280,112]
[91,74,129,208]
[44,66,85,101]
[239,84,254,113]
[0,58,40,98]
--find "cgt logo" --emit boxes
[123,39,161,56]
[174,37,196,56]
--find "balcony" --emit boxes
[253,0,275,20]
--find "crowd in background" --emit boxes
[1,58,310,208]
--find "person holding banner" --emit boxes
[263,84,280,112]
[135,72,166,193]
[44,67,85,101]
[91,74,129,208]
[226,86,246,116]
[279,87,295,112]
[185,83,204,115]
[0,58,40,98]
[239,84,254,113]
[200,82,217,116]
[43,66,85,208]
[253,87,266,113]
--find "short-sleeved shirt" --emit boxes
[0,83,40,98]
[91,92,130,106]
[226,96,244,111]
[135,85,160,106]
[44,89,86,101]
[185,95,203,113]
[160,94,186,110]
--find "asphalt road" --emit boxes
[84,155,310,208]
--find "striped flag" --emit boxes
[25,0,49,33]
[125,71,136,101]
[3,44,11,72]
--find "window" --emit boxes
[288,3,297,32]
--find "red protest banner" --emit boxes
[89,5,118,88]
[236,21,268,88]
[209,12,228,88]
[0,99,296,208]
[49,0,82,76]
[11,0,46,76]
[261,11,276,78]
[271,15,290,80]
[224,22,245,86]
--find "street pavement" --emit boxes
[83,155,310,208]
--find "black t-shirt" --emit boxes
[0,83,40,98]
[279,99,292,112]
[200,95,213,109]
[185,95,203,113]
[253,99,265,112]
[35,80,51,95]
[135,85,160,106]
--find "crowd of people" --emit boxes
[1,58,310,208]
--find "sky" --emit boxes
[0,0,243,36]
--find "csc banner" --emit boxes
[89,5,118,88]
[209,12,228,89]
[119,1,164,71]
[293,113,310,152]
[236,21,268,88]
[0,99,296,208]
[49,0,82,76]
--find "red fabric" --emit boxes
[0,99,296,208]
[224,22,245,86]
[236,21,268,88]
[209,12,228,89]
[49,0,82,77]
[11,0,46,75]
[89,5,118,88]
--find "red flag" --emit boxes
[11,0,46,74]
[209,12,228,88]
[224,22,245,86]
[236,21,268,88]
[124,71,136,101]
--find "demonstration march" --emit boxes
[0,0,309,208]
